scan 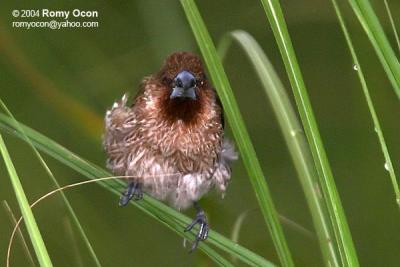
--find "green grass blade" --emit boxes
[2,200,37,267]
[180,1,294,266]
[218,30,341,267]
[383,0,400,54]
[331,0,400,208]
[0,99,102,267]
[196,246,235,267]
[0,113,276,267]
[0,133,53,267]
[259,0,359,266]
[347,0,400,99]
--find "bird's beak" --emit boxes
[170,87,196,100]
[170,70,197,100]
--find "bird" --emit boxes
[103,51,237,251]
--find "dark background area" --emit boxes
[0,0,399,266]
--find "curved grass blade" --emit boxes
[218,30,340,267]
[331,0,400,207]
[0,134,53,267]
[180,1,294,266]
[259,0,359,266]
[0,114,275,267]
[0,99,102,267]
[347,0,400,99]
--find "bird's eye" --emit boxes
[191,79,197,87]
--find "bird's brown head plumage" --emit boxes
[146,52,216,124]
[157,52,207,84]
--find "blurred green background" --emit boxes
[0,0,399,266]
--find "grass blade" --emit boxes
[331,0,400,207]
[0,113,275,267]
[0,133,53,267]
[218,30,341,267]
[383,0,400,54]
[259,0,359,266]
[2,200,37,267]
[347,0,400,99]
[0,99,102,267]
[180,0,294,266]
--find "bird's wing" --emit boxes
[103,93,137,175]
[103,77,153,175]
[104,77,149,147]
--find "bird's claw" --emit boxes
[119,181,143,206]
[184,210,209,252]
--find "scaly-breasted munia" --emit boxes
[103,52,237,250]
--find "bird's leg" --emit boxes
[119,180,143,206]
[184,202,209,252]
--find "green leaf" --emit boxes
[0,113,275,267]
[180,1,294,266]
[0,133,53,267]
[218,30,341,267]
[347,0,400,99]
[259,0,359,266]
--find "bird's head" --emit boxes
[152,52,214,123]
[157,52,208,102]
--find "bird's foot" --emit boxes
[184,207,209,252]
[119,181,143,206]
